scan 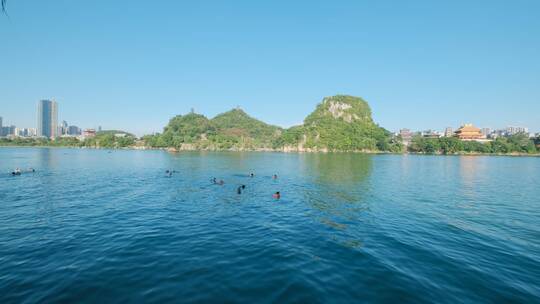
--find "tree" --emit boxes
[490,138,510,154]
[506,133,536,153]
[408,135,426,153]
[438,137,463,154]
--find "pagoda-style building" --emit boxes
[455,124,484,140]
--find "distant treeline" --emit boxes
[408,133,539,154]
[2,132,539,155]
[0,131,136,149]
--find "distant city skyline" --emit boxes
[1,1,539,136]
[1,101,536,138]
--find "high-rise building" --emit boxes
[68,125,82,136]
[506,126,528,136]
[38,99,58,138]
[2,125,16,136]
[60,120,69,135]
[28,128,37,137]
[14,128,36,137]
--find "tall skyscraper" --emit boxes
[37,99,58,138]
[60,120,69,135]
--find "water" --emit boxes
[1,148,539,303]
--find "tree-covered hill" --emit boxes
[278,95,402,152]
[143,109,282,150]
[144,95,402,152]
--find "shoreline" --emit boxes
[1,145,539,157]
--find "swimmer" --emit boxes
[218,180,225,185]
[12,168,21,176]
[212,177,217,184]
[249,173,254,178]
[237,185,246,194]
[272,174,278,179]
[273,191,281,199]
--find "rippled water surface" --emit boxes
[1,148,539,303]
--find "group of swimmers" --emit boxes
[209,172,280,199]
[165,169,178,177]
[11,168,35,176]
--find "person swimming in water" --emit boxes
[249,173,254,178]
[237,185,246,194]
[212,177,225,185]
[11,168,22,176]
[272,174,278,179]
[273,191,281,199]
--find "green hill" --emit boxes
[160,113,214,147]
[208,108,282,149]
[278,95,401,152]
[144,109,281,150]
[144,95,402,152]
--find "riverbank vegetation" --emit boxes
[0,131,136,149]
[408,134,538,154]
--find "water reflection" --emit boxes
[458,156,488,202]
[301,153,372,186]
[37,147,58,168]
[300,153,373,248]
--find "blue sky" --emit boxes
[1,0,539,136]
